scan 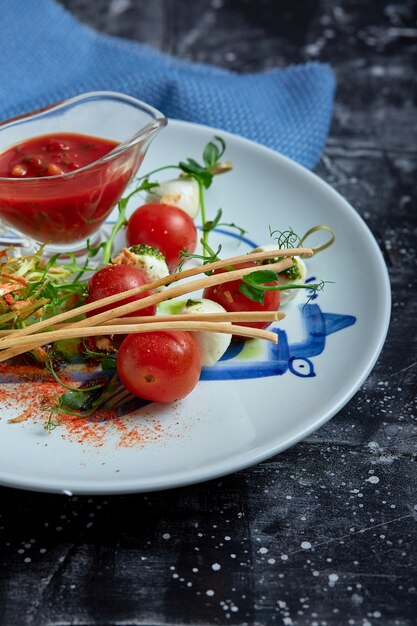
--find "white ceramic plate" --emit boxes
[0,120,391,494]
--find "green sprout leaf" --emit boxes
[239,282,266,304]
[202,208,223,233]
[239,270,278,305]
[179,160,213,189]
[101,358,117,371]
[60,390,91,410]
[203,136,226,169]
[239,270,330,307]
[243,270,278,285]
[178,241,223,274]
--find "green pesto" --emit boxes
[185,298,202,308]
[282,259,302,281]
[129,244,165,261]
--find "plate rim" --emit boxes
[0,119,391,495]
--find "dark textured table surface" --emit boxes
[1,1,416,625]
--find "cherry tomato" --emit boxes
[126,203,197,271]
[86,264,156,318]
[117,331,201,403]
[203,262,280,330]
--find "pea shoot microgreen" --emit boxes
[235,225,335,305]
[179,135,226,189]
[135,136,238,248]
[99,178,158,265]
[202,208,246,238]
[43,367,121,432]
[82,342,117,371]
[177,240,223,275]
[269,226,301,249]
[240,270,329,306]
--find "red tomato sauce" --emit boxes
[0,132,118,178]
[0,133,138,244]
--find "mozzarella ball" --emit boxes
[112,245,169,292]
[251,244,307,306]
[180,298,232,366]
[146,177,200,219]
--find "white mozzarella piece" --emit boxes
[112,247,169,292]
[146,177,200,218]
[180,298,232,367]
[133,253,170,285]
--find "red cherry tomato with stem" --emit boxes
[203,262,280,330]
[86,264,156,318]
[117,331,202,403]
[126,203,197,271]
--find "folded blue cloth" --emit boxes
[0,0,335,169]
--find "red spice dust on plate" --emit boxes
[62,406,166,449]
[0,362,169,449]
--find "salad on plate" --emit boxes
[0,136,333,434]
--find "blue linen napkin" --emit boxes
[0,0,335,169]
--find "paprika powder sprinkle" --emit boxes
[0,362,168,449]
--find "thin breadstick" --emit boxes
[58,257,292,332]
[0,310,285,337]
[0,257,292,349]
[7,321,279,346]
[0,314,280,346]
[0,249,309,345]
[0,322,278,363]
[0,312,283,338]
